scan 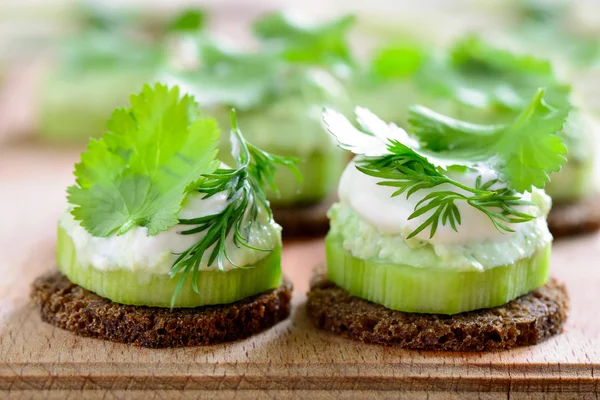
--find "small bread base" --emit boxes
[548,195,600,238]
[307,267,569,352]
[31,271,292,348]
[271,197,333,237]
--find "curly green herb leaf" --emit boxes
[409,88,569,192]
[67,83,220,237]
[253,12,356,66]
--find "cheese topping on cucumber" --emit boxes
[328,200,551,272]
[339,160,546,245]
[60,191,281,274]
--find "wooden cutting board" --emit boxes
[1,142,599,399]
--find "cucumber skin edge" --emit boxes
[56,225,283,308]
[325,233,551,315]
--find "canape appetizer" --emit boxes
[35,8,204,141]
[252,12,356,72]
[501,0,600,71]
[500,0,600,128]
[459,0,600,115]
[32,84,298,348]
[358,36,600,237]
[307,90,569,351]
[163,29,351,236]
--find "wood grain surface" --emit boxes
[1,142,600,399]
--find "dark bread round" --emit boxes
[548,195,600,238]
[32,271,292,348]
[307,266,569,351]
[271,197,333,237]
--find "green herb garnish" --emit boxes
[68,84,220,237]
[164,12,356,111]
[371,35,571,114]
[323,89,568,239]
[170,111,300,305]
[253,12,356,67]
[409,89,570,192]
[63,7,206,75]
[514,0,600,67]
[371,42,426,79]
[167,9,206,33]
[167,39,278,109]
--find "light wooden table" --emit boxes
[1,142,599,399]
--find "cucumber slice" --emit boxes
[268,150,345,206]
[325,234,551,315]
[57,226,283,308]
[219,146,345,206]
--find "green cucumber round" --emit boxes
[57,226,283,308]
[325,234,551,315]
[267,150,345,206]
[219,145,345,206]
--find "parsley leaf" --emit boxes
[253,12,356,66]
[409,89,569,192]
[67,84,220,237]
[517,0,568,23]
[63,6,207,75]
[324,106,423,157]
[167,9,206,33]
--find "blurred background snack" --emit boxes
[1,0,599,237]
[37,4,208,141]
[161,13,353,210]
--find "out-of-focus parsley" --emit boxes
[62,7,206,75]
[253,12,356,67]
[166,39,278,110]
[371,35,571,114]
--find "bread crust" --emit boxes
[307,267,569,351]
[548,195,600,238]
[271,198,333,237]
[32,271,292,348]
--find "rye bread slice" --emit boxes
[307,266,569,351]
[32,271,292,348]
[548,195,600,238]
[271,197,334,237]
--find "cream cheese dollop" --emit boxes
[60,191,281,275]
[339,160,543,246]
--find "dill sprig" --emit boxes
[169,110,300,307]
[356,142,534,239]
